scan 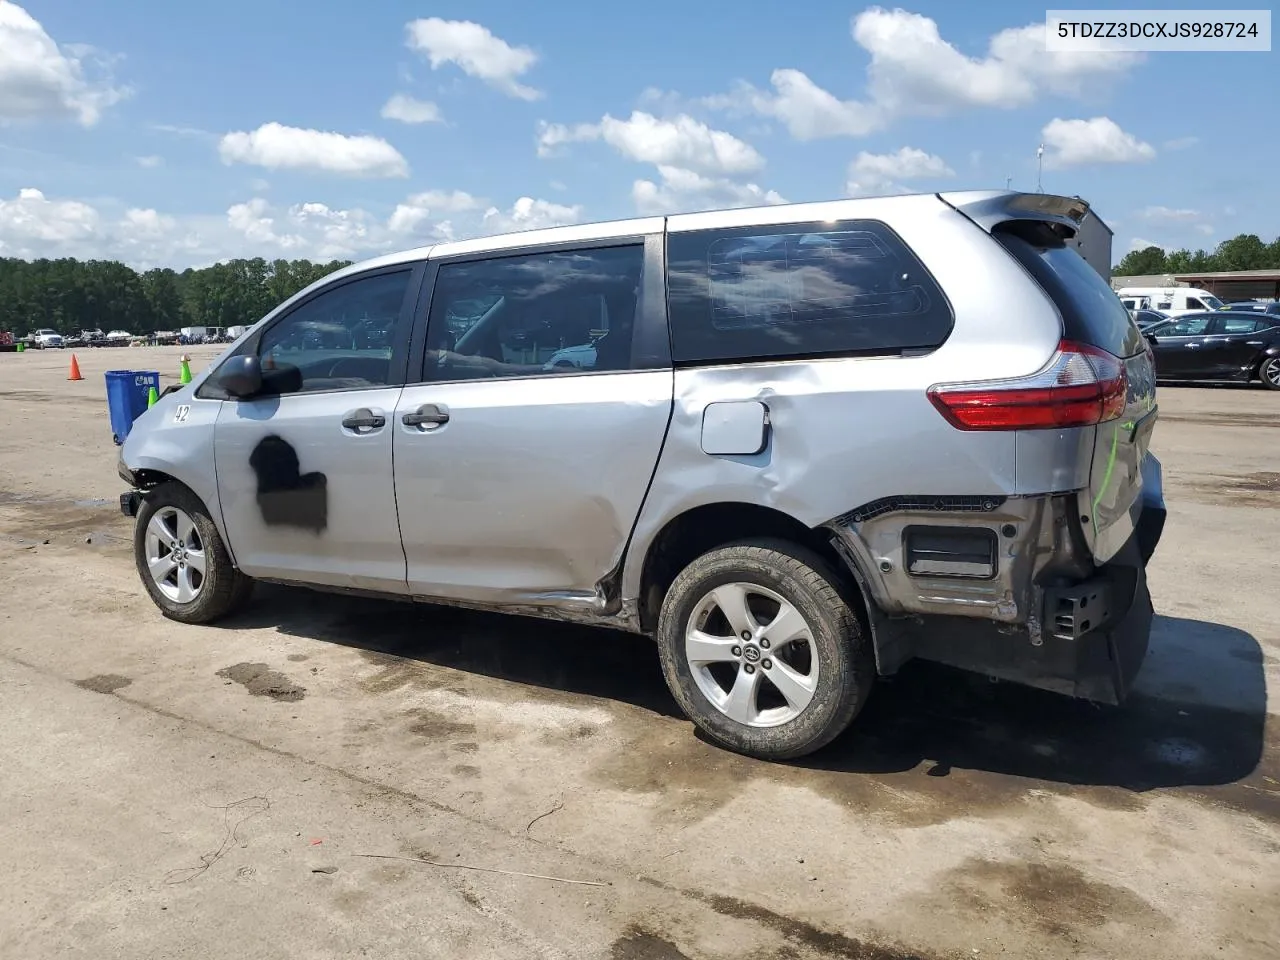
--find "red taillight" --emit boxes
[928,340,1127,431]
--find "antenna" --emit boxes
[1036,144,1045,193]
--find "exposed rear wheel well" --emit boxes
[637,502,858,634]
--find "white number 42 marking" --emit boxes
[173,404,191,423]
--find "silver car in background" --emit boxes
[118,190,1165,760]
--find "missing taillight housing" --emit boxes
[928,340,1127,431]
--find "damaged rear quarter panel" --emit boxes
[623,199,1066,604]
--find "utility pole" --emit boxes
[1036,144,1045,193]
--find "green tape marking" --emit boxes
[1091,425,1122,537]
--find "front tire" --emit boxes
[1259,356,1280,391]
[134,483,253,624]
[656,539,874,760]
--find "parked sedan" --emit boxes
[1144,311,1280,389]
[1132,308,1169,330]
[1221,300,1280,316]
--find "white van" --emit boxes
[1115,286,1224,317]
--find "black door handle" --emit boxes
[342,408,386,430]
[402,403,450,427]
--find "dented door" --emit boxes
[392,237,673,609]
[210,265,421,593]
[214,388,408,592]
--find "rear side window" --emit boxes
[996,223,1144,359]
[666,220,953,364]
[1217,316,1262,335]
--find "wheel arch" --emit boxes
[128,462,237,567]
[1255,348,1280,386]
[632,500,866,635]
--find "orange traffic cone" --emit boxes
[67,354,83,381]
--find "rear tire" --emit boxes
[134,483,253,624]
[656,538,874,760]
[1259,356,1280,390]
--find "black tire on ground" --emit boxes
[1258,356,1280,391]
[656,538,874,761]
[133,482,253,624]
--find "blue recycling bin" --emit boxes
[105,369,161,445]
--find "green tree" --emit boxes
[1214,234,1269,271]
[142,268,186,330]
[1115,245,1169,276]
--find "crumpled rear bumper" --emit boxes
[834,453,1166,705]
[1135,452,1166,566]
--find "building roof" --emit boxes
[1173,269,1280,281]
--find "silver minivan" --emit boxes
[119,191,1165,760]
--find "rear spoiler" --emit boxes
[937,191,1090,239]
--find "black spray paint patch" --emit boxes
[249,435,328,533]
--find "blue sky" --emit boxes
[0,0,1275,268]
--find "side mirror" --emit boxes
[218,355,263,398]
[1145,333,1158,347]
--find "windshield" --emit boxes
[1202,294,1225,310]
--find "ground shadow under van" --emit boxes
[802,615,1268,799]
[221,590,1269,799]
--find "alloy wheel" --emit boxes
[684,582,820,727]
[143,506,206,603]
[1264,358,1280,388]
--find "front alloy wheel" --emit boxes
[144,505,206,603]
[1261,356,1280,391]
[133,482,253,623]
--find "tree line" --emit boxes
[1114,232,1280,278]
[3,229,1276,335]
[0,257,351,336]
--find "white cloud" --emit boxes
[405,17,540,100]
[151,123,213,140]
[1127,236,1167,252]
[1195,224,1215,236]
[250,178,270,193]
[845,146,954,197]
[712,69,882,140]
[0,1,127,125]
[381,93,442,125]
[535,120,600,157]
[704,8,1139,139]
[1140,206,1200,222]
[388,189,481,235]
[0,187,99,247]
[135,155,163,169]
[480,197,581,234]
[1041,117,1155,169]
[218,122,409,178]
[120,208,175,237]
[633,165,786,215]
[1164,136,1199,151]
[0,186,589,267]
[858,9,1140,113]
[538,111,763,175]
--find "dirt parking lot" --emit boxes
[1,345,1277,960]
